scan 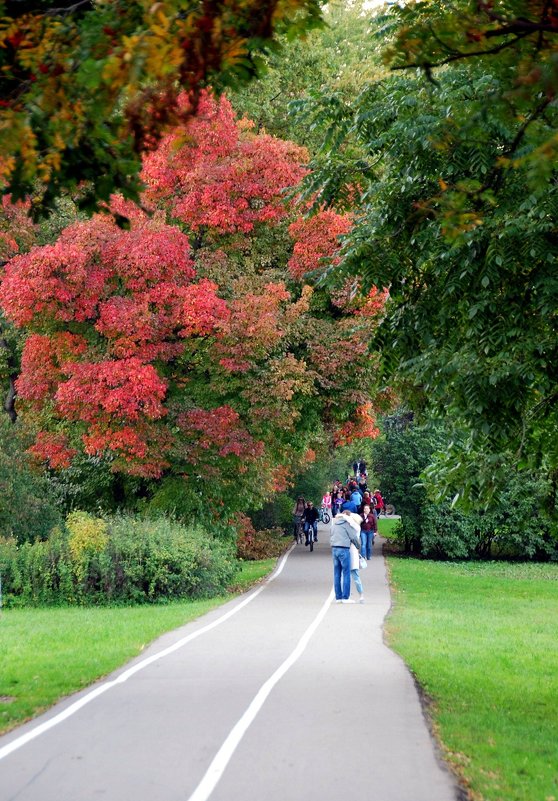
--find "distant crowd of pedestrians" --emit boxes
[326,466,384,604]
[293,464,386,604]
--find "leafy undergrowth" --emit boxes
[386,558,558,801]
[236,519,290,561]
[0,558,277,736]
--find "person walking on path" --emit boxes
[332,489,344,517]
[292,496,305,541]
[359,490,373,513]
[351,484,363,504]
[346,511,365,602]
[373,489,384,516]
[341,490,359,514]
[330,509,361,603]
[350,541,365,604]
[360,504,377,560]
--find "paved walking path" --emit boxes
[0,529,458,801]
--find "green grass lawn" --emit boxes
[377,516,400,538]
[386,558,558,801]
[0,558,277,735]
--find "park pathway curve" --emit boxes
[0,528,458,801]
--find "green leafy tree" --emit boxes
[371,411,557,559]
[294,36,558,502]
[230,0,384,147]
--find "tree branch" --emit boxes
[484,20,558,38]
[392,31,531,72]
[488,95,553,193]
[44,0,93,17]
[5,0,92,17]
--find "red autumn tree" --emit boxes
[1,206,227,477]
[0,91,388,514]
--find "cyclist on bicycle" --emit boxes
[303,501,319,546]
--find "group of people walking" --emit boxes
[324,477,384,521]
[327,474,383,603]
[293,468,386,603]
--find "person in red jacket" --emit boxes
[373,489,384,516]
[359,491,373,514]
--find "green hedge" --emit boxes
[0,513,239,606]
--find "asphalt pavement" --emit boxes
[0,527,459,801]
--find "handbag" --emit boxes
[359,555,367,570]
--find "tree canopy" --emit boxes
[294,2,558,502]
[0,0,323,217]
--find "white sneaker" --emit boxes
[335,599,342,604]
[359,595,365,604]
[341,599,355,604]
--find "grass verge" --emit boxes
[0,557,278,736]
[386,558,558,801]
[377,516,399,538]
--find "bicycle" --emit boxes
[304,521,317,552]
[318,505,331,525]
[293,515,304,545]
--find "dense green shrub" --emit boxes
[418,483,557,561]
[0,513,239,606]
[103,515,238,603]
[372,414,441,554]
[1,528,76,604]
[0,417,62,543]
[419,505,484,560]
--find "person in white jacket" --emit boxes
[350,539,365,604]
[344,512,365,603]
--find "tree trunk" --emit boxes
[4,375,17,422]
[0,325,18,423]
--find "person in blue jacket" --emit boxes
[341,490,359,514]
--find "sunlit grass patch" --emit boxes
[377,516,400,538]
[387,558,558,801]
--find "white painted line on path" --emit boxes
[186,588,335,801]
[0,544,296,763]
